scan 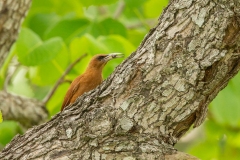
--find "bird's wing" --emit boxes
[61,78,81,111]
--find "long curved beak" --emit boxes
[103,53,124,62]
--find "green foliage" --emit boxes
[28,13,60,39]
[28,0,84,17]
[17,31,65,66]
[8,67,34,97]
[185,73,240,160]
[90,18,127,37]
[144,0,168,18]
[44,18,90,42]
[79,0,118,7]
[188,120,240,160]
[0,121,22,149]
[210,73,240,127]
[1,0,240,159]
[0,111,2,123]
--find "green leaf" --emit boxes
[98,35,135,54]
[50,1,84,16]
[7,67,34,97]
[29,62,62,86]
[143,0,168,18]
[122,0,147,20]
[90,18,127,37]
[15,28,42,58]
[28,0,55,14]
[124,0,146,8]
[70,34,108,58]
[0,111,2,123]
[29,43,69,86]
[0,44,16,89]
[16,28,66,66]
[44,18,90,43]
[127,29,146,47]
[0,122,22,146]
[47,82,70,116]
[98,35,134,78]
[79,0,118,7]
[188,121,240,160]
[188,139,219,160]
[70,34,134,77]
[28,13,60,39]
[19,37,65,66]
[70,34,108,74]
[210,73,240,127]
[29,0,84,17]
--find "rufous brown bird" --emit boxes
[61,53,124,111]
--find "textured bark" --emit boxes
[0,0,49,127]
[1,0,240,159]
[0,0,31,68]
[0,91,48,128]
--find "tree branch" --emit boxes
[113,1,125,19]
[0,91,48,128]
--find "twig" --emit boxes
[42,53,87,105]
[4,59,20,91]
[113,1,125,19]
[4,68,15,91]
[62,79,72,84]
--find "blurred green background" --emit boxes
[0,0,240,159]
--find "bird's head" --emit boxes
[87,53,124,70]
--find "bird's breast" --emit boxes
[82,73,102,90]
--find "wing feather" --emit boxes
[61,77,81,111]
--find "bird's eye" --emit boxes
[97,56,106,61]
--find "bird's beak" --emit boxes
[103,53,124,62]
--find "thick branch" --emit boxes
[0,91,48,128]
[1,0,240,159]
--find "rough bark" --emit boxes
[0,0,31,68]
[1,0,240,159]
[0,91,48,128]
[0,0,49,127]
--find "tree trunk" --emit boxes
[1,0,240,159]
[0,0,49,127]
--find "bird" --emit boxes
[61,53,124,111]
